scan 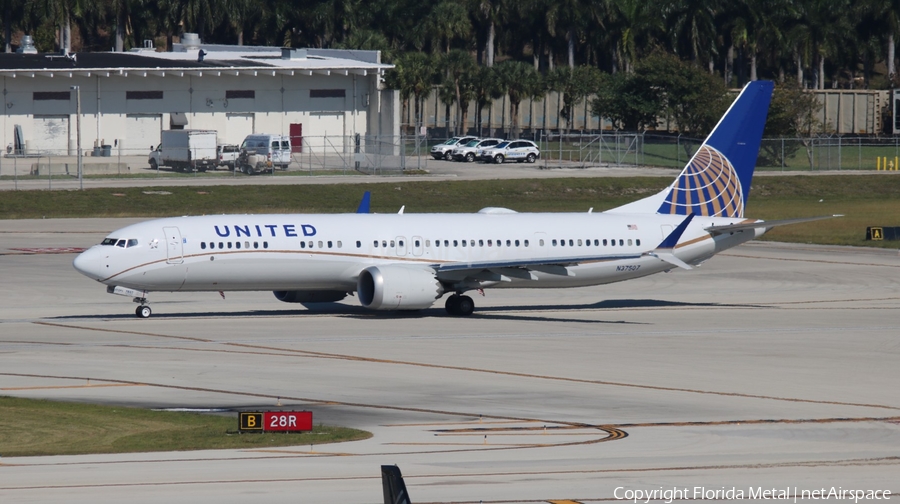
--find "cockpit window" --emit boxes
[101,238,117,246]
[115,239,126,248]
[126,239,138,247]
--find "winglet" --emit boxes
[646,214,695,270]
[381,465,412,504]
[656,214,695,250]
[356,191,371,214]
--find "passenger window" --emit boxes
[414,240,420,247]
[524,240,529,247]
[235,242,241,249]
[390,240,395,247]
[327,241,333,248]
[308,241,313,248]
[560,239,565,247]
[399,240,404,247]
[603,239,608,246]
[506,240,511,247]
[619,239,624,246]
[425,240,430,246]
[382,240,387,247]
[318,241,324,248]
[263,241,268,248]
[254,242,258,249]
[539,239,544,246]
[611,240,615,246]
[374,240,379,247]
[461,240,466,247]
[453,240,458,247]
[245,241,249,249]
[488,240,492,246]
[515,240,520,247]
[435,240,440,247]
[594,239,599,246]
[577,239,583,246]
[356,241,361,248]
[479,239,484,247]
[444,240,449,247]
[300,241,306,249]
[337,241,342,248]
[219,242,224,249]
[569,239,574,246]
[201,242,207,250]
[636,239,641,246]
[552,239,557,246]
[627,239,633,246]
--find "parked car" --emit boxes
[430,136,478,160]
[451,138,503,162]
[217,144,239,170]
[479,140,540,164]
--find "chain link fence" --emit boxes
[4,133,900,189]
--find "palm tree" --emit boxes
[472,65,502,135]
[426,1,471,54]
[549,65,602,133]
[495,60,543,137]
[663,0,721,70]
[475,0,505,66]
[385,52,438,130]
[443,50,477,134]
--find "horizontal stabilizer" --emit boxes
[648,251,693,270]
[704,215,842,236]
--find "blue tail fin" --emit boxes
[655,81,774,218]
[607,81,774,217]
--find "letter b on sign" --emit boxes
[239,412,263,431]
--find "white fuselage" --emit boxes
[73,211,759,294]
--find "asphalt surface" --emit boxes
[0,217,898,503]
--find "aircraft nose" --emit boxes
[73,247,103,280]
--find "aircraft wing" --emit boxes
[704,215,842,236]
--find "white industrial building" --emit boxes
[0,37,398,157]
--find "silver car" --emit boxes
[431,136,478,160]
[452,138,503,162]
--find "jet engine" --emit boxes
[273,290,348,303]
[357,265,443,310]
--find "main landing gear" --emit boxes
[445,294,475,316]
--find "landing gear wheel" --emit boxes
[456,295,474,316]
[135,305,152,318]
[445,294,474,316]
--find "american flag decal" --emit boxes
[627,224,638,230]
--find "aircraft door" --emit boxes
[412,236,424,257]
[660,225,673,240]
[395,236,407,256]
[163,226,184,264]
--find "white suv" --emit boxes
[479,140,540,164]
[452,138,502,162]
[431,136,478,160]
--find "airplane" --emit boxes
[73,80,836,318]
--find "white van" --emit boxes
[240,134,292,170]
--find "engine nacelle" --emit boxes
[273,290,347,303]
[357,265,443,310]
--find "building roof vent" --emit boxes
[282,48,307,60]
[181,33,201,51]
[16,35,38,54]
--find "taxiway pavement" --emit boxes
[0,219,898,503]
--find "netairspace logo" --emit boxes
[614,486,892,503]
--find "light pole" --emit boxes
[70,85,82,190]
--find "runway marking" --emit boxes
[0,383,145,391]
[23,321,900,412]
[547,501,583,504]
[2,459,898,492]
[722,251,900,268]
[8,247,86,254]
[383,420,533,427]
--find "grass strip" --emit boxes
[0,396,371,457]
[2,175,900,248]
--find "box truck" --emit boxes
[148,130,218,172]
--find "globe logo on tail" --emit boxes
[657,145,744,218]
